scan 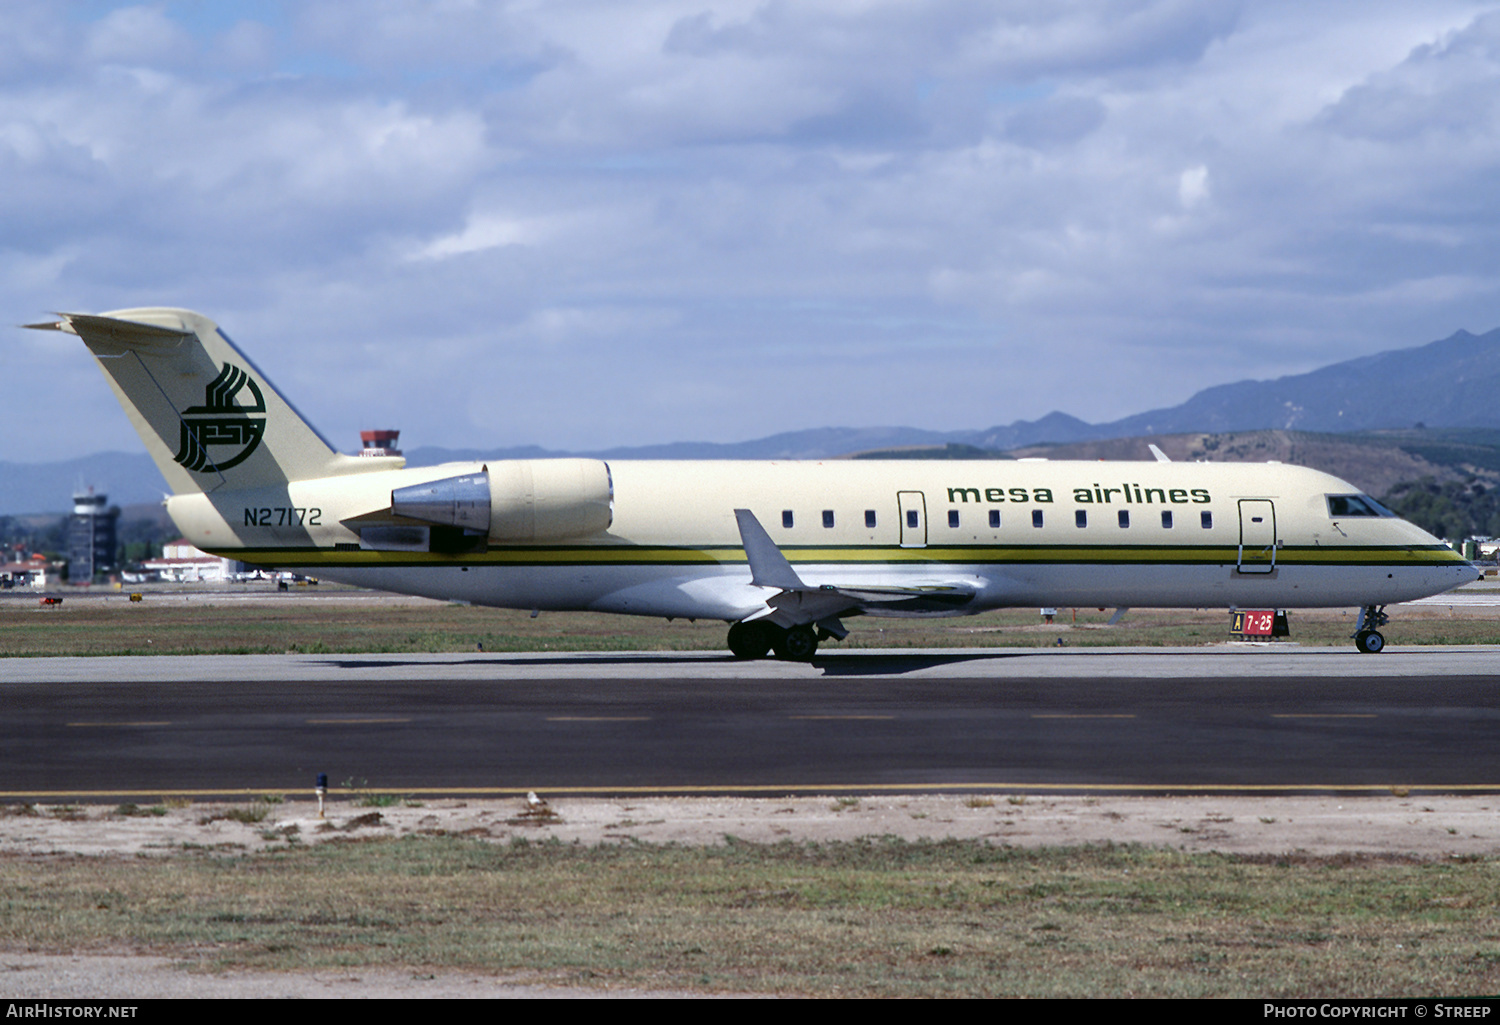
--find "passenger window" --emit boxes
[865,510,877,528]
[988,509,1001,529]
[1201,511,1213,529]
[1161,510,1173,529]
[907,509,919,529]
[822,510,834,528]
[1032,509,1044,528]
[1118,510,1129,528]
[782,510,794,529]
[1075,510,1087,528]
[948,510,960,528]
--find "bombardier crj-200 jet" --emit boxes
[29,308,1481,658]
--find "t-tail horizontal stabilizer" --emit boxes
[26,308,402,495]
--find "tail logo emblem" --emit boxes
[173,362,267,473]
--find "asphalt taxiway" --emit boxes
[4,646,1500,799]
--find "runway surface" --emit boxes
[5,646,1500,798]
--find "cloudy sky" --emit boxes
[8,0,1500,462]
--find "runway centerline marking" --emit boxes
[547,716,651,722]
[1031,714,1137,719]
[1271,714,1378,719]
[66,721,172,728]
[789,715,896,720]
[305,718,412,724]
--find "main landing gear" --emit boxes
[727,621,820,661]
[1353,605,1389,654]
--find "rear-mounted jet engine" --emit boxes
[379,458,612,552]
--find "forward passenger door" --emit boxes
[1237,499,1276,574]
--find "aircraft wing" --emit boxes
[733,509,978,634]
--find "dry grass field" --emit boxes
[2,826,1499,997]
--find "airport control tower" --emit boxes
[358,429,401,457]
[67,487,118,584]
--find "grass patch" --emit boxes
[0,594,741,657]
[200,800,278,825]
[0,837,1497,997]
[340,778,412,809]
[357,794,405,808]
[114,803,170,818]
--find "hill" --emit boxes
[1095,328,1500,437]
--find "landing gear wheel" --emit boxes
[774,625,819,661]
[727,622,773,660]
[1353,605,1390,653]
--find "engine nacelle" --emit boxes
[486,458,613,541]
[388,472,490,533]
[390,459,612,543]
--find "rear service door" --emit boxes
[1237,499,1276,574]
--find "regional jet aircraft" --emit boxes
[29,309,1480,657]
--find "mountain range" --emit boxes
[5,326,1499,516]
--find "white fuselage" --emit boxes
[168,458,1479,622]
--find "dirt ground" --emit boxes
[6,792,1499,858]
[3,792,1497,999]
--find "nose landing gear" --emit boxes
[1353,605,1388,654]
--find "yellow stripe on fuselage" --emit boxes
[226,542,1464,569]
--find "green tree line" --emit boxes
[1381,477,1500,541]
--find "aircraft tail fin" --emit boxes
[27,308,398,495]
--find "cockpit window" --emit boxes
[1327,494,1396,518]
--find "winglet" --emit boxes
[1148,444,1171,463]
[734,509,806,590]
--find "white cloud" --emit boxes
[213,20,276,73]
[1178,164,1209,208]
[86,5,197,66]
[411,213,540,260]
[1317,11,1500,143]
